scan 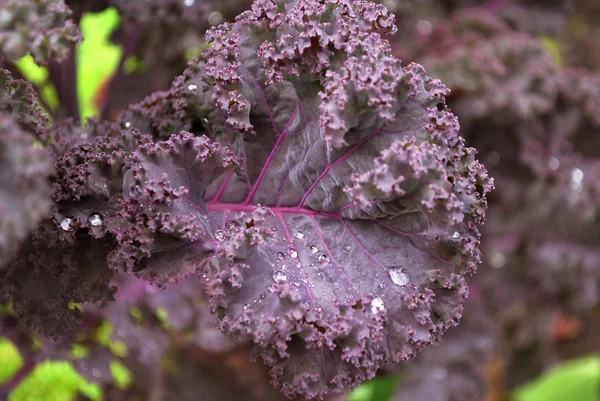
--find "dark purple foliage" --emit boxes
[0,0,82,65]
[0,0,494,398]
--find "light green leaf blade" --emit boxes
[513,355,600,401]
[9,360,103,401]
[0,337,24,385]
[349,375,401,401]
[77,7,122,123]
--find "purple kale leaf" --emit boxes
[0,0,82,65]
[0,115,51,268]
[0,67,51,268]
[5,0,492,397]
[191,2,491,397]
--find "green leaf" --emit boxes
[129,306,143,323]
[513,355,600,401]
[77,7,122,123]
[0,303,14,316]
[156,307,170,328]
[349,376,401,401]
[14,54,59,112]
[70,344,90,359]
[109,360,132,390]
[540,36,562,66]
[9,360,103,401]
[0,337,24,385]
[94,320,128,357]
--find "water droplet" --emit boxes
[571,168,584,193]
[60,217,74,231]
[183,0,195,6]
[225,220,240,230]
[277,252,285,260]
[371,297,385,314]
[208,11,223,26]
[548,157,560,171]
[124,121,131,128]
[572,168,584,182]
[88,213,103,227]
[214,230,225,241]
[452,231,460,239]
[489,251,506,269]
[572,167,584,182]
[416,20,433,35]
[318,254,329,264]
[187,83,198,91]
[379,283,385,289]
[272,270,287,283]
[289,249,298,259]
[343,245,351,251]
[295,231,304,239]
[389,267,409,286]
[92,368,101,378]
[309,245,318,254]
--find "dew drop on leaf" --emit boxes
[389,267,409,286]
[225,220,240,230]
[214,230,225,241]
[318,254,329,264]
[371,297,385,314]
[295,231,304,239]
[187,83,198,91]
[343,245,351,251]
[277,252,285,260]
[289,249,298,259]
[60,217,74,231]
[452,231,460,239]
[272,270,287,283]
[88,213,103,227]
[309,245,318,254]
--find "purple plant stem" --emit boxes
[100,24,142,121]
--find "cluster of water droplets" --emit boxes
[60,213,104,231]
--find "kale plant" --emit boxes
[3,0,600,400]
